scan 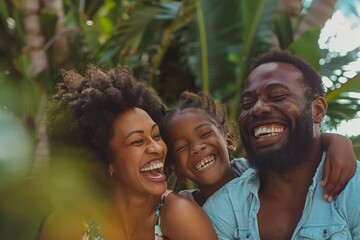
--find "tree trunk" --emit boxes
[21,0,48,75]
[295,0,338,38]
[42,0,69,67]
[278,0,303,25]
[273,0,338,47]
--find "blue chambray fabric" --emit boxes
[204,153,360,240]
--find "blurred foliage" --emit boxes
[351,134,360,159]
[1,0,360,237]
[1,0,359,129]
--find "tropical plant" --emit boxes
[1,0,360,156]
[1,1,360,238]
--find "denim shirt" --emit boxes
[179,158,250,202]
[204,154,360,240]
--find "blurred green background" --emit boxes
[1,0,360,238]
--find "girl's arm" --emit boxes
[322,132,357,202]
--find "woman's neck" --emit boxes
[108,187,161,238]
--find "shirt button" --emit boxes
[323,229,327,238]
[246,233,250,238]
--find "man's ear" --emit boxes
[226,134,236,152]
[312,97,328,123]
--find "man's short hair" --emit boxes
[250,50,325,99]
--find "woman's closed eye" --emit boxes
[131,139,144,145]
[152,133,162,141]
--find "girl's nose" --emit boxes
[190,143,206,155]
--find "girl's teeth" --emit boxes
[195,156,215,171]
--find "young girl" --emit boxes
[40,67,217,240]
[162,91,356,206]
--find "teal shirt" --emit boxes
[204,154,360,240]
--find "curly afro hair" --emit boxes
[47,65,165,165]
[161,91,234,174]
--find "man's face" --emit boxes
[239,62,314,172]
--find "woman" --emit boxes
[41,66,217,240]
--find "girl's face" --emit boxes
[108,108,167,196]
[166,109,235,188]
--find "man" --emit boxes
[203,50,360,239]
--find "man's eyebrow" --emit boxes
[125,124,158,139]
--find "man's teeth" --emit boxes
[195,155,215,171]
[140,162,164,172]
[254,126,284,138]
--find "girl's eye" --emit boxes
[175,144,188,153]
[201,131,213,138]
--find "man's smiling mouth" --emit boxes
[254,124,285,138]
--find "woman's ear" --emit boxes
[312,97,328,123]
[108,164,115,177]
[226,134,236,152]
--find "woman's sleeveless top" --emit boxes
[82,190,172,240]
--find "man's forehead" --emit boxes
[252,62,300,74]
[246,62,303,86]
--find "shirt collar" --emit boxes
[244,152,326,189]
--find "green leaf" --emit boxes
[98,45,121,65]
[85,0,105,19]
[288,27,321,70]
[117,5,165,55]
[40,9,58,41]
[230,0,279,120]
[351,135,360,159]
[326,75,360,102]
[0,0,10,20]
[275,12,293,49]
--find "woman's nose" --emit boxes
[146,141,163,154]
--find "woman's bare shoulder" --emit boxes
[39,210,85,240]
[161,192,217,240]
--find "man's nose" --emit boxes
[250,100,271,117]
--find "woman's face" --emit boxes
[165,109,235,188]
[108,108,167,196]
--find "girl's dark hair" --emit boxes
[47,65,165,166]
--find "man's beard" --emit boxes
[241,102,314,172]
